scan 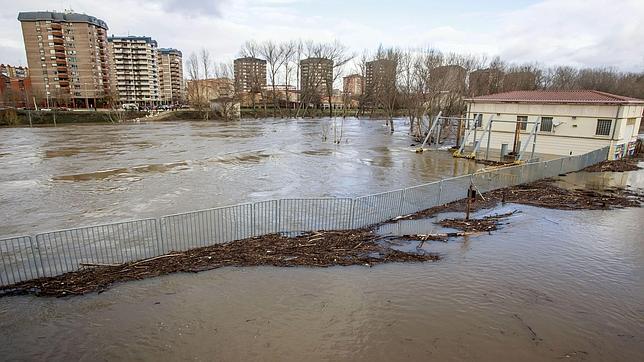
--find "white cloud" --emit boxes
[0,0,642,71]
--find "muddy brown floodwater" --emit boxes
[0,118,479,236]
[0,119,642,361]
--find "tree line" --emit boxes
[186,41,643,127]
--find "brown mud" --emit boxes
[0,229,439,297]
[583,158,641,172]
[395,179,643,221]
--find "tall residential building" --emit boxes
[502,71,539,92]
[468,68,504,96]
[430,65,467,93]
[365,59,396,100]
[18,11,110,107]
[233,57,266,93]
[158,48,184,104]
[300,57,333,101]
[0,64,30,79]
[108,36,160,106]
[343,74,364,96]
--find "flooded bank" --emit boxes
[0,205,642,360]
[0,118,479,236]
[0,169,642,361]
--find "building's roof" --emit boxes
[301,57,333,64]
[18,11,108,29]
[234,57,266,63]
[108,35,157,47]
[466,90,644,105]
[344,73,363,79]
[159,48,182,56]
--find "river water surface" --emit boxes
[1,118,477,236]
[0,119,642,361]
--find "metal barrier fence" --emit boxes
[0,147,610,287]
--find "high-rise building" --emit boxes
[233,57,266,93]
[365,59,396,100]
[343,74,364,96]
[18,11,110,107]
[468,68,503,96]
[108,36,160,106]
[300,57,333,101]
[158,48,184,104]
[430,65,467,93]
[0,64,30,79]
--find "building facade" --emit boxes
[233,57,266,94]
[108,36,160,106]
[300,57,333,104]
[0,64,32,108]
[465,90,644,159]
[186,78,234,107]
[365,59,396,100]
[430,65,467,93]
[158,48,184,104]
[18,11,110,108]
[0,64,30,79]
[468,68,503,96]
[343,74,364,96]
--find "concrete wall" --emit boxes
[466,101,643,159]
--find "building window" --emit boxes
[517,116,528,130]
[540,117,553,132]
[596,119,612,136]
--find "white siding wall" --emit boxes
[466,102,643,159]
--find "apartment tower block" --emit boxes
[108,36,160,106]
[18,11,110,107]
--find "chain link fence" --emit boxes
[0,147,609,287]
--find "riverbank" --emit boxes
[1,108,408,126]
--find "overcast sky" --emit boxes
[1,0,643,72]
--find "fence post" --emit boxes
[398,189,406,217]
[277,199,282,233]
[438,180,443,205]
[156,218,164,256]
[28,235,42,279]
[250,203,256,237]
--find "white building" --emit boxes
[465,90,644,159]
[108,36,160,106]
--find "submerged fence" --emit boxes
[0,147,609,286]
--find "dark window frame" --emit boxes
[540,117,553,132]
[595,119,612,136]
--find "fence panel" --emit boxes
[352,189,405,228]
[439,175,472,205]
[252,200,279,236]
[0,236,39,286]
[34,219,159,278]
[399,182,441,215]
[278,198,353,233]
[160,204,253,253]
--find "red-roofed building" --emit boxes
[465,90,644,159]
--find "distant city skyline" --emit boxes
[1,0,643,72]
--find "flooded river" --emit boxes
[0,118,478,236]
[0,170,642,361]
[0,119,642,361]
